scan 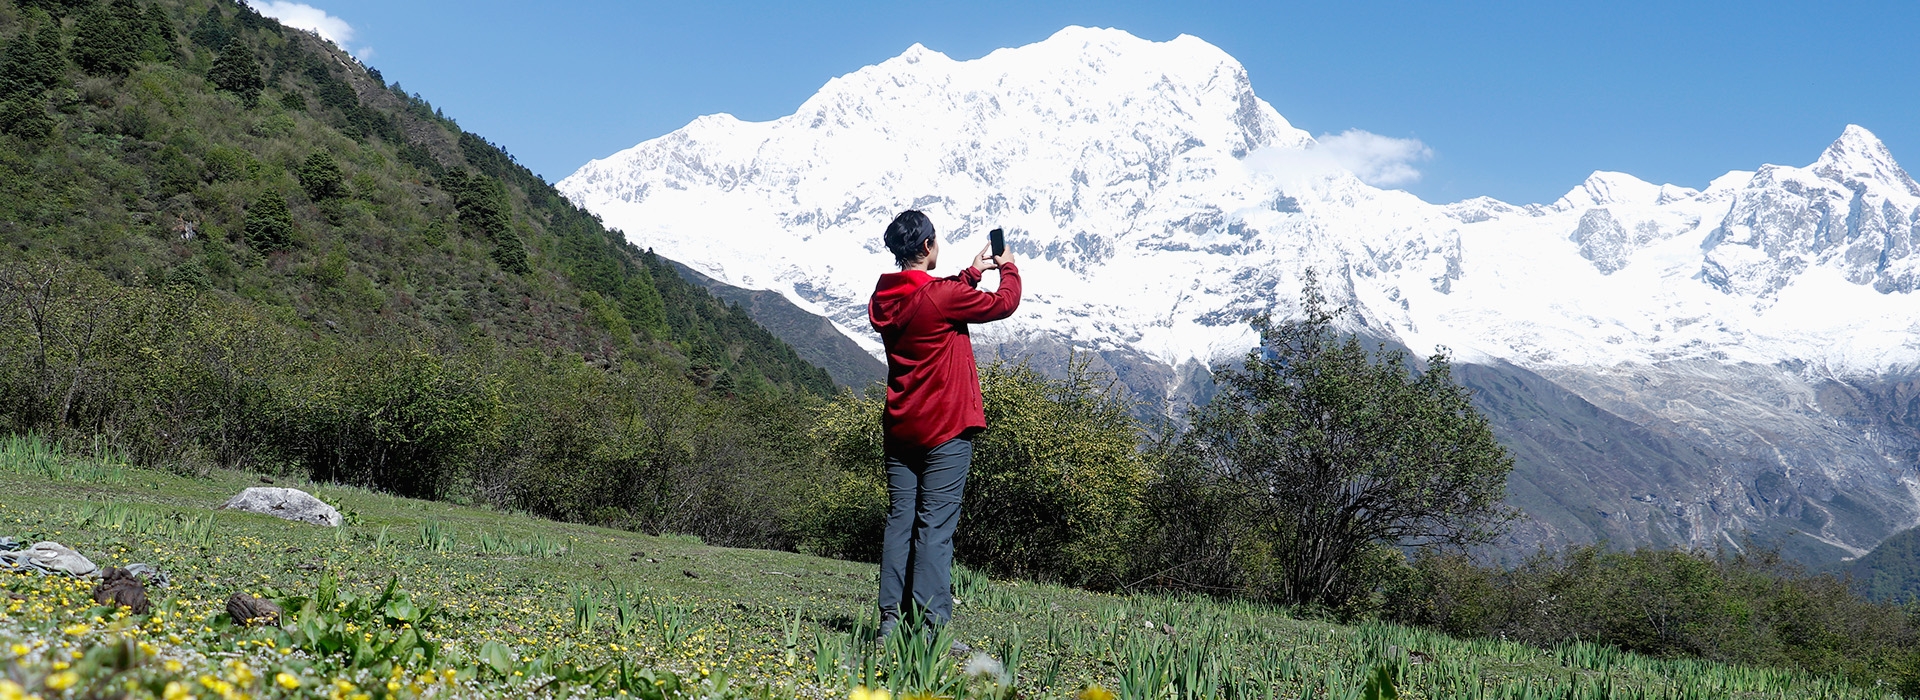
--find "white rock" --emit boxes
[222,487,343,527]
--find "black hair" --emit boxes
[883,210,936,268]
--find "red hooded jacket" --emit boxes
[868,263,1022,453]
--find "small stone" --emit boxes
[227,593,282,627]
[222,487,343,527]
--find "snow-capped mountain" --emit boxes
[560,27,1920,562]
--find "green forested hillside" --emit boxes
[0,0,830,395]
[0,0,837,541]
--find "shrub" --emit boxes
[799,358,1148,587]
[1385,545,1920,690]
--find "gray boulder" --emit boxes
[222,487,343,527]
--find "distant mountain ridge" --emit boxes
[560,26,1920,564]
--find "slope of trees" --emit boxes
[0,0,832,532]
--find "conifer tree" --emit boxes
[491,228,531,275]
[208,38,263,106]
[71,2,138,76]
[298,152,345,201]
[189,7,230,51]
[140,3,178,63]
[244,190,296,251]
[0,13,66,100]
[14,0,90,17]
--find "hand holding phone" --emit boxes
[975,227,1015,271]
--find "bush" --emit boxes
[1385,545,1920,690]
[798,358,1147,587]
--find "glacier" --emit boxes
[560,26,1920,562]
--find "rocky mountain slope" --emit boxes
[558,26,1920,563]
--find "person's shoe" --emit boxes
[948,639,972,656]
[876,618,899,645]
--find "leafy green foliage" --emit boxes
[800,360,1148,586]
[964,359,1147,586]
[0,0,834,544]
[1141,273,1515,611]
[1386,545,1920,693]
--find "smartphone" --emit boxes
[989,228,1006,257]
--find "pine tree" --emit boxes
[189,7,230,51]
[298,152,345,201]
[139,3,178,63]
[0,97,55,140]
[491,228,531,274]
[71,2,138,76]
[208,39,263,106]
[244,190,296,251]
[14,0,91,17]
[0,13,66,100]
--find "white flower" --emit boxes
[962,653,1007,684]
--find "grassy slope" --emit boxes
[0,453,1893,700]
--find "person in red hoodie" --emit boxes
[868,210,1021,640]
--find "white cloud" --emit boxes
[244,1,368,57]
[1244,129,1434,188]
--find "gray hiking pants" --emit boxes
[877,436,972,627]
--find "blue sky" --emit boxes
[252,0,1919,205]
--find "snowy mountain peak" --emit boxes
[1813,124,1920,195]
[1554,171,1661,210]
[1552,171,1704,212]
[561,30,1920,382]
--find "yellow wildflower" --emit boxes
[1079,686,1117,700]
[7,643,26,657]
[44,672,79,691]
[164,659,184,673]
[61,624,89,636]
[275,673,300,690]
[849,686,892,700]
[163,681,191,700]
[0,680,26,700]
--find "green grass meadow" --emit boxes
[0,440,1897,699]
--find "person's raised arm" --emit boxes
[944,244,1021,324]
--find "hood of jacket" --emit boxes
[869,270,934,333]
